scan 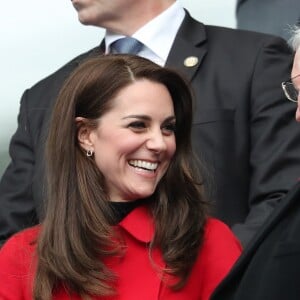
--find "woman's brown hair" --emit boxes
[34,54,209,299]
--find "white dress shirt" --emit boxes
[105,1,185,66]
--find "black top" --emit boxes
[109,198,151,224]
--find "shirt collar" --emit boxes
[105,1,185,63]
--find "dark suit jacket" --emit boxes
[0,11,299,246]
[210,181,300,300]
[236,0,300,40]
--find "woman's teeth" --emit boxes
[128,160,158,171]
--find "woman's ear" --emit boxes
[75,117,94,152]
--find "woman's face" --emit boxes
[80,79,176,202]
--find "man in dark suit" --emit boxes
[236,0,300,40]
[210,181,300,299]
[0,0,299,247]
[211,26,300,300]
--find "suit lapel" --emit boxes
[166,11,207,82]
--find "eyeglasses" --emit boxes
[281,74,300,102]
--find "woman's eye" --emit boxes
[128,121,146,130]
[162,123,176,134]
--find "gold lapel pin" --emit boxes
[184,56,199,67]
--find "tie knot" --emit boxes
[110,37,143,54]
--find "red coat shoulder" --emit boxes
[196,218,242,299]
[0,226,40,299]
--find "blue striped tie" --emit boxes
[111,37,143,54]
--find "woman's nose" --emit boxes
[145,130,167,152]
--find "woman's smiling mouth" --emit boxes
[128,160,158,172]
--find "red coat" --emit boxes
[0,205,241,299]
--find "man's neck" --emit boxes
[106,0,176,36]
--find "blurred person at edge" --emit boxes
[0,0,299,247]
[0,54,242,300]
[211,26,300,300]
[236,0,300,41]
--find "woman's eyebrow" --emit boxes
[122,115,151,120]
[122,115,176,122]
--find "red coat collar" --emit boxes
[118,204,155,243]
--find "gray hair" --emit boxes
[289,26,300,51]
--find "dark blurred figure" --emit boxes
[236,0,300,40]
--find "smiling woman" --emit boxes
[76,79,177,202]
[0,54,241,300]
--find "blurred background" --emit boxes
[0,0,236,177]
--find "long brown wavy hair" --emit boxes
[34,54,209,299]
